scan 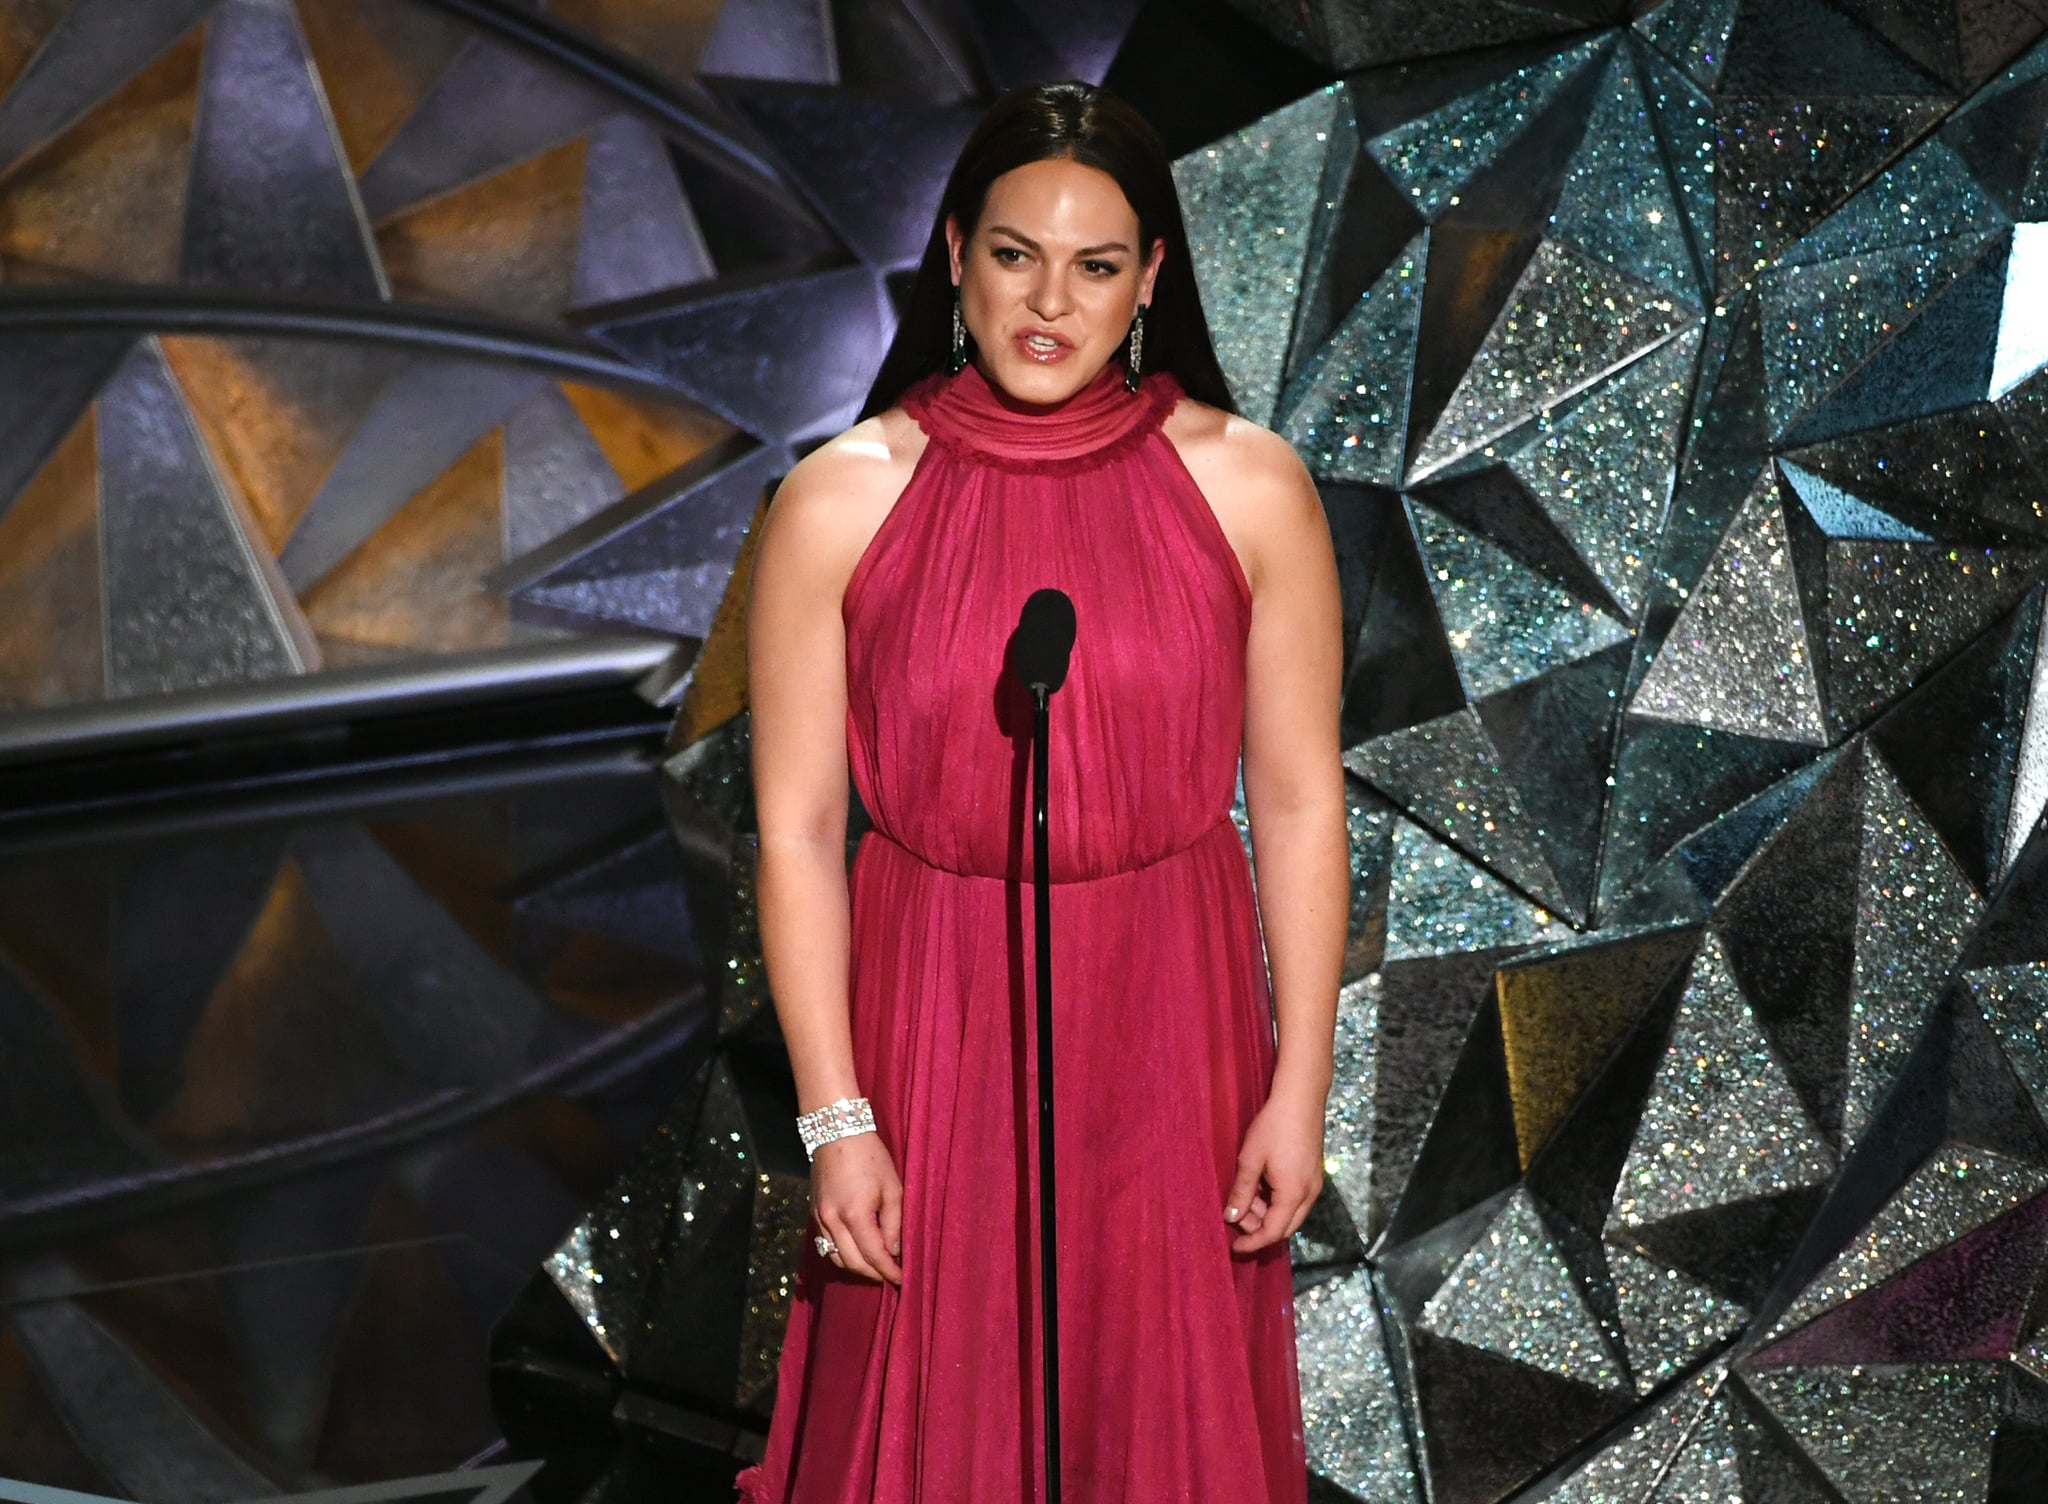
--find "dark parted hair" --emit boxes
[858,81,1238,420]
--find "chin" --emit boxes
[982,351,1110,406]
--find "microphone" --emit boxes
[1013,588,1077,696]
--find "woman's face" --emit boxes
[945,156,1165,406]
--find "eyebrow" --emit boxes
[985,225,1131,256]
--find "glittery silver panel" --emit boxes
[1634,0,1740,91]
[574,114,715,306]
[1294,1268,1421,1499]
[1383,816,1564,962]
[1347,708,1569,916]
[1608,1241,1745,1397]
[181,0,385,299]
[501,386,625,558]
[1973,964,2048,1117]
[1410,242,1693,479]
[1779,462,1930,541]
[1631,470,1830,744]
[1635,39,1717,290]
[1174,87,1344,425]
[1280,233,1426,487]
[1549,48,1703,307]
[1507,327,1702,620]
[96,341,309,699]
[1781,137,1998,269]
[1716,97,1954,282]
[1543,1368,1723,1503]
[1317,0,1589,71]
[1757,232,2000,441]
[1608,934,1833,1234]
[1843,750,1981,1143]
[1768,1146,2048,1339]
[1363,38,1607,223]
[739,1168,811,1406]
[1420,1188,1630,1390]
[1823,539,2047,738]
[1742,1363,1999,1503]
[1410,502,1633,700]
[1323,972,1382,1251]
[2007,593,2048,871]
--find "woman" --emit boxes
[737,80,1346,1503]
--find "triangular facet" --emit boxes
[1345,708,1569,919]
[1174,86,1345,424]
[1768,1144,2048,1337]
[1743,1363,1999,1503]
[1410,500,1633,701]
[1631,471,1828,744]
[1842,748,1982,1142]
[1607,933,1835,1234]
[1281,231,1426,486]
[1508,326,1702,619]
[1410,242,1693,479]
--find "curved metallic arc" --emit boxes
[410,0,798,191]
[0,288,693,399]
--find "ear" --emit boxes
[1138,236,1166,306]
[944,214,966,285]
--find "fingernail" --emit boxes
[1225,1206,1240,1222]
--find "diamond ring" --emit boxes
[814,1233,838,1257]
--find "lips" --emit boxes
[1014,328,1072,364]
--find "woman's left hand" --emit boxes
[1223,1081,1327,1253]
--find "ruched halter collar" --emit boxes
[900,359,1184,475]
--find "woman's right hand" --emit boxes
[810,1131,905,1286]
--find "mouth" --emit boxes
[1015,329,1072,363]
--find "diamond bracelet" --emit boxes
[797,1095,876,1160]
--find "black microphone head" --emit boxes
[1013,587,1077,694]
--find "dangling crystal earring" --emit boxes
[1124,303,1147,393]
[949,286,968,375]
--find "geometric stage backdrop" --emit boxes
[6,2,2048,1501]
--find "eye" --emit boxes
[991,246,1026,264]
[1084,260,1122,277]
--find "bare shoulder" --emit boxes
[1160,393,1324,592]
[756,405,930,586]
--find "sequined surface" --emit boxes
[1174,86,1344,425]
[15,0,2048,1496]
[1608,935,1834,1232]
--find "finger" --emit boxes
[823,1211,881,1282]
[1224,1156,1265,1223]
[1236,1193,1271,1234]
[851,1207,904,1286]
[881,1181,905,1262]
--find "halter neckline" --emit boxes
[900,359,1183,475]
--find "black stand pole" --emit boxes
[1030,684,1062,1504]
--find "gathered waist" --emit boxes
[858,813,1243,887]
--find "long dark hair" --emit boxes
[859,81,1238,420]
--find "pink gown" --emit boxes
[735,357,1307,1504]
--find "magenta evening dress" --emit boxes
[734,357,1308,1504]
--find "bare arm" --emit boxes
[1236,433,1347,1105]
[746,425,910,1284]
[1194,421,1347,1253]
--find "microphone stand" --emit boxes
[1027,677,1063,1504]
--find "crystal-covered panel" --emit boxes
[1173,86,1344,424]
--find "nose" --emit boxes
[1026,265,1074,322]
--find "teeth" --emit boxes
[1026,335,1058,350]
